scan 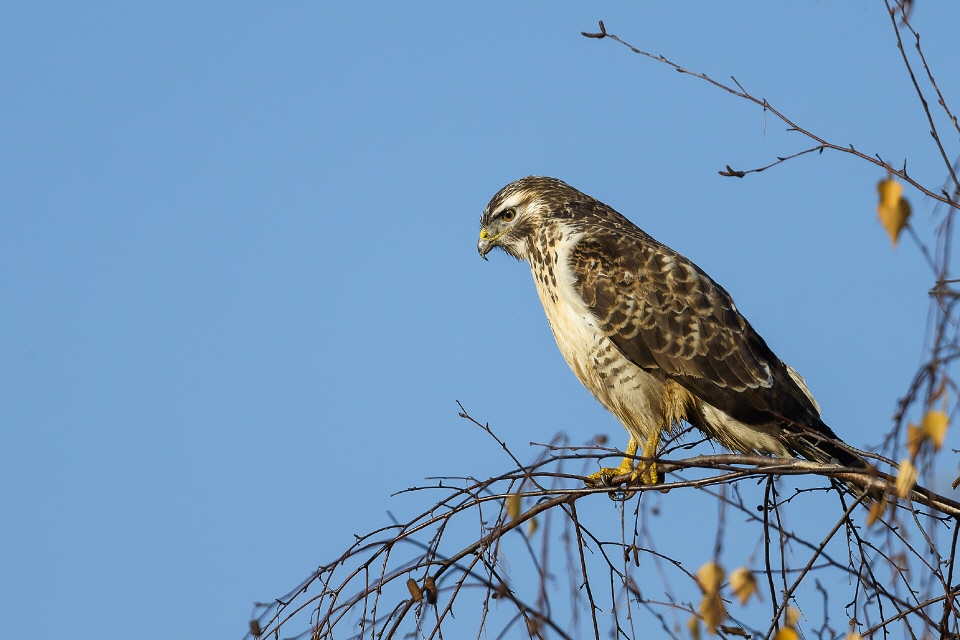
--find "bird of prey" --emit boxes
[477,176,862,489]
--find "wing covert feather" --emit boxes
[567,224,821,428]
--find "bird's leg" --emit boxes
[638,428,662,485]
[585,437,643,488]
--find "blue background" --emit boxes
[2,3,958,638]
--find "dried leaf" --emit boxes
[866,494,888,527]
[729,567,758,605]
[785,606,801,627]
[774,607,802,640]
[896,458,918,499]
[699,593,726,633]
[877,177,911,246]
[696,562,726,633]
[688,616,701,640]
[845,632,863,640]
[719,625,751,638]
[921,410,949,450]
[526,517,538,536]
[696,561,725,593]
[507,492,521,521]
[906,422,924,458]
[774,628,799,640]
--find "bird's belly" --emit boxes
[531,262,665,442]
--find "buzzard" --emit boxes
[477,176,862,489]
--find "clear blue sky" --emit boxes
[2,3,958,638]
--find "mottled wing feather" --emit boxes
[567,209,821,429]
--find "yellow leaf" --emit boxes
[906,422,924,458]
[696,561,725,594]
[526,517,538,536]
[846,632,863,640]
[877,177,911,246]
[896,458,918,498]
[922,410,949,450]
[698,593,726,635]
[866,494,888,527]
[696,562,726,633]
[729,567,758,605]
[774,628,799,640]
[507,492,521,521]
[687,616,701,640]
[785,606,801,627]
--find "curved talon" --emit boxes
[585,465,642,488]
[586,464,644,500]
[584,435,663,499]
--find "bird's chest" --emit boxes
[527,233,664,433]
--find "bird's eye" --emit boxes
[501,208,516,222]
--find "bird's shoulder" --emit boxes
[558,202,735,325]
[560,203,778,393]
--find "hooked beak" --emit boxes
[477,227,500,261]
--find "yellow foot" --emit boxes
[641,460,660,486]
[585,458,644,489]
[585,437,663,497]
[639,432,661,485]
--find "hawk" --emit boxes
[477,176,862,489]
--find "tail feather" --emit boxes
[783,419,874,499]
[787,425,865,468]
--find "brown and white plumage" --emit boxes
[477,176,861,484]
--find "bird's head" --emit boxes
[478,176,574,262]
